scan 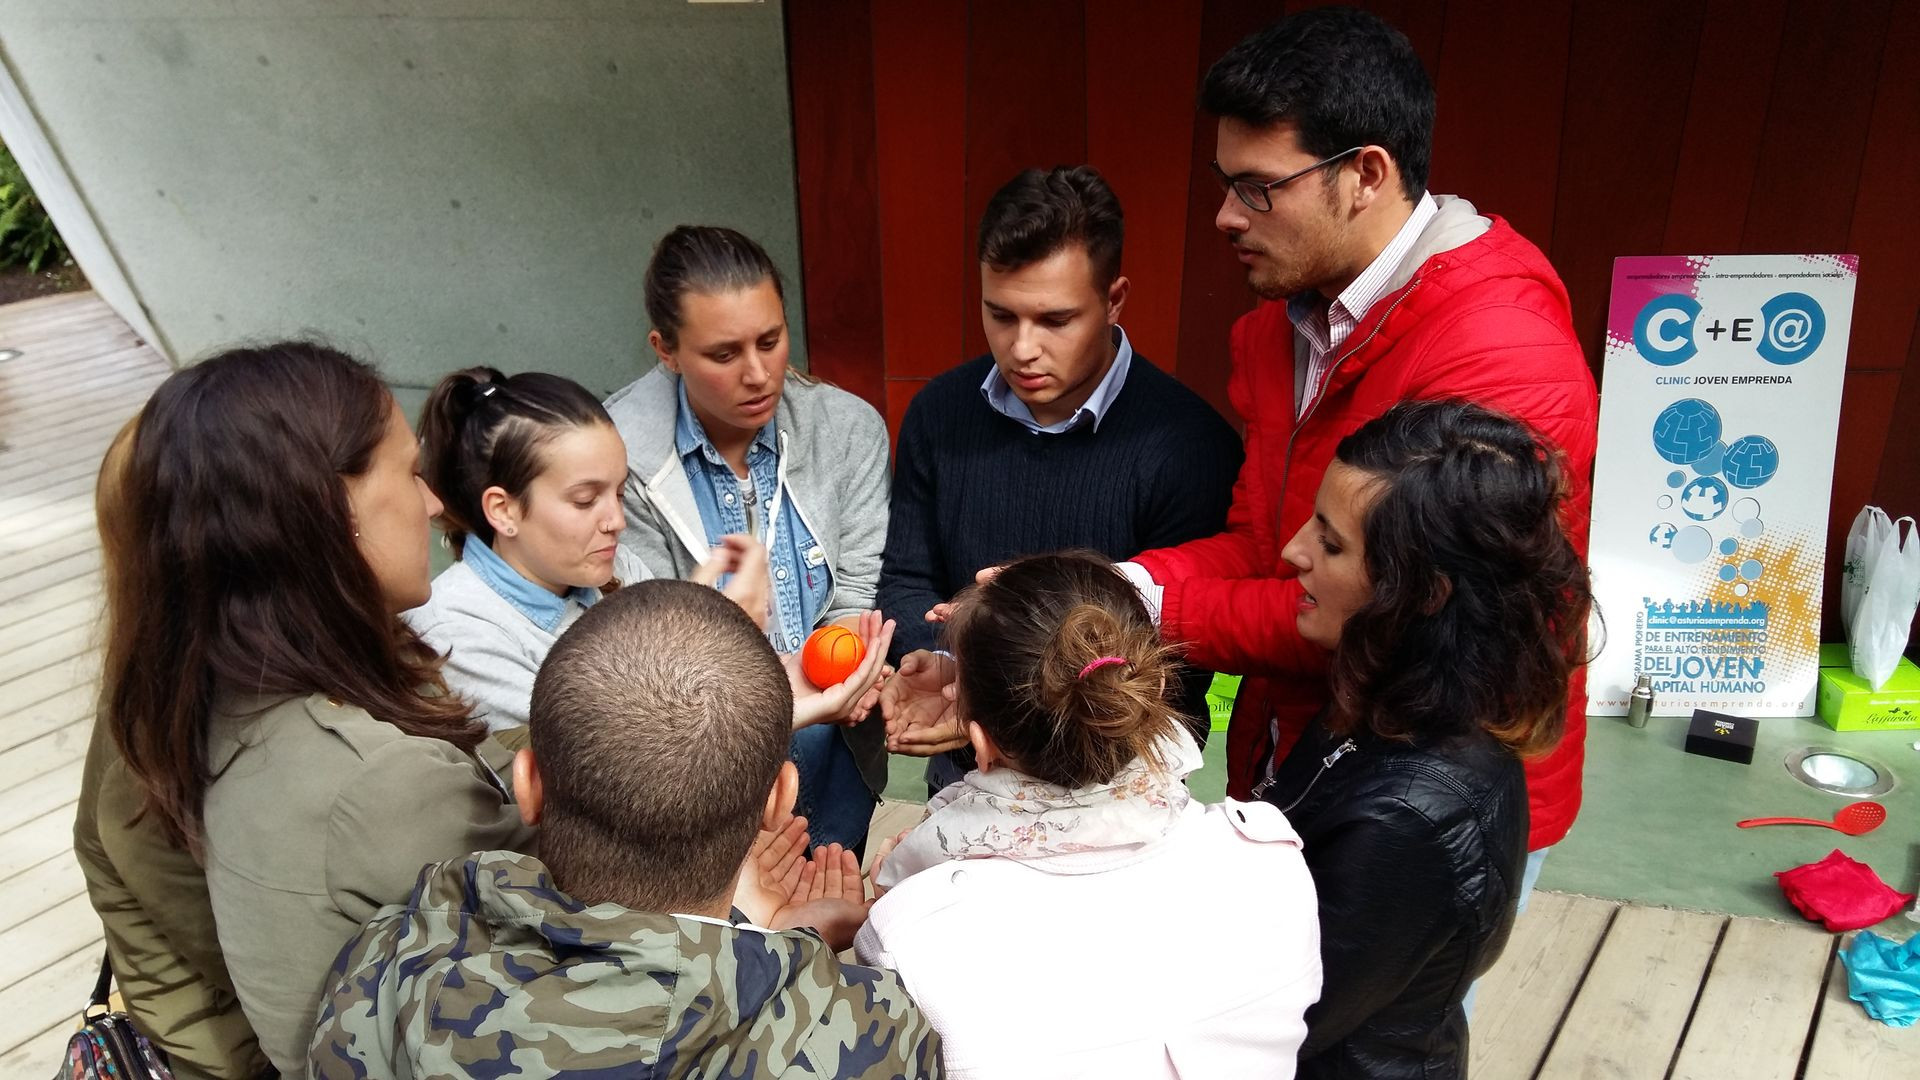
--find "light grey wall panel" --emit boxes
[0,0,805,392]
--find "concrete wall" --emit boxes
[0,0,805,392]
[0,56,163,351]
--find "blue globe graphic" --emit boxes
[1723,435,1780,489]
[1680,476,1729,522]
[1652,399,1722,465]
[1649,522,1677,548]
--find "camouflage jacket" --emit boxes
[309,850,943,1079]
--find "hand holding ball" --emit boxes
[801,625,866,689]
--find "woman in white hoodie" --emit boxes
[857,551,1322,1078]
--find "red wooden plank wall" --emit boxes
[787,0,1920,643]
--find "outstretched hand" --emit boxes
[767,844,872,951]
[924,564,1002,624]
[866,827,913,902]
[881,649,967,756]
[690,535,772,631]
[787,610,895,730]
[731,813,810,926]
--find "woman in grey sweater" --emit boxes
[408,367,675,742]
[607,225,895,851]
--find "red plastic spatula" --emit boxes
[1737,800,1887,836]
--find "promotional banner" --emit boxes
[1589,254,1855,716]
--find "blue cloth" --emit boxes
[978,325,1135,434]
[674,381,831,654]
[461,538,598,633]
[1841,929,1920,1027]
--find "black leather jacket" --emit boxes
[1263,718,1528,1080]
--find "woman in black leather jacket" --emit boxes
[1262,400,1593,1080]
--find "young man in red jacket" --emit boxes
[1119,8,1599,891]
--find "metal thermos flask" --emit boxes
[1627,674,1655,728]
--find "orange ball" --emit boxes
[801,624,866,688]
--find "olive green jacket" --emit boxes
[201,693,534,1077]
[74,721,269,1080]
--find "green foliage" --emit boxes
[0,142,69,273]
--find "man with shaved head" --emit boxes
[311,579,942,1078]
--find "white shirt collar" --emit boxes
[980,324,1134,435]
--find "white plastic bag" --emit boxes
[1848,512,1919,690]
[1842,506,1894,631]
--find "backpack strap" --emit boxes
[86,948,113,1016]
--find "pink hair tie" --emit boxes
[1078,656,1128,679]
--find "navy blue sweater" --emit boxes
[878,352,1244,675]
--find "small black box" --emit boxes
[1684,709,1757,765]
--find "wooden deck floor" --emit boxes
[0,290,166,1073]
[1,292,1915,1077]
[1474,891,1916,1079]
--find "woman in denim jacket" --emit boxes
[606,225,893,851]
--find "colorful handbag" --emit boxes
[57,950,174,1079]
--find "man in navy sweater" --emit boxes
[878,165,1244,789]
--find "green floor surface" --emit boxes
[885,713,1920,932]
[1541,712,1919,931]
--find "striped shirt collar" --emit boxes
[1287,192,1437,414]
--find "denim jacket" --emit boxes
[604,367,890,642]
[673,380,831,651]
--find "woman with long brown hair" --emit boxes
[75,418,268,1078]
[103,342,531,1074]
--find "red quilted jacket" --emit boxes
[1135,204,1599,850]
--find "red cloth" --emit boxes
[1777,850,1916,932]
[1134,215,1599,851]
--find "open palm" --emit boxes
[881,650,968,755]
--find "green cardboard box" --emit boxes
[1816,656,1920,731]
[1204,672,1242,732]
[1818,642,1851,669]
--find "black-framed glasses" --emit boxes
[1210,147,1363,212]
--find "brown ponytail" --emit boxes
[947,552,1178,789]
[418,366,615,559]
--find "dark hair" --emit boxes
[529,578,792,911]
[418,366,614,559]
[946,552,1178,788]
[977,166,1125,290]
[643,225,785,349]
[105,342,479,851]
[1202,6,1434,200]
[1327,400,1592,755]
